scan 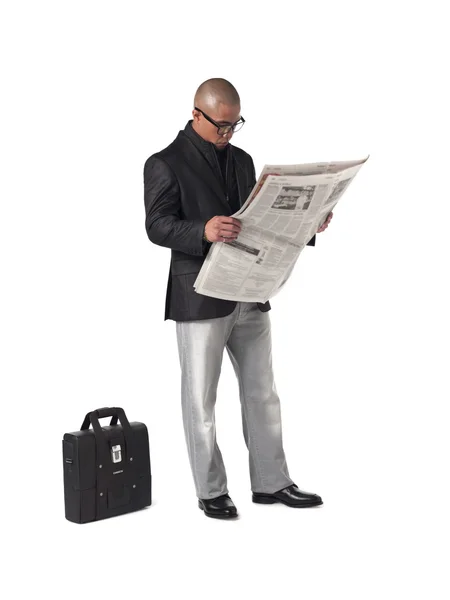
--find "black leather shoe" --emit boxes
[252,484,323,508]
[198,494,238,519]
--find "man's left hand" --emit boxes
[317,211,333,233]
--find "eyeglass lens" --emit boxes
[218,121,244,134]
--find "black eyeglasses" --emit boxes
[194,106,245,135]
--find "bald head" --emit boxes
[192,78,242,148]
[194,78,240,112]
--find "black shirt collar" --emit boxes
[184,119,229,155]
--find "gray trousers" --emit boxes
[176,301,294,499]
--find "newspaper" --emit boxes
[193,156,369,303]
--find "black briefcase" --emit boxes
[62,406,151,523]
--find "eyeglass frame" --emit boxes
[193,106,245,135]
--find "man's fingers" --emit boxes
[217,217,241,227]
[220,232,239,240]
[208,216,242,242]
[219,224,241,234]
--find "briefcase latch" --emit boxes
[111,444,122,463]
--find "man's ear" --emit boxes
[192,109,201,123]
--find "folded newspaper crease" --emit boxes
[194,156,369,303]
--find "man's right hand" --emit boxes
[204,216,242,243]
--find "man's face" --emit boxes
[192,103,241,148]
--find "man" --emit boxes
[143,78,333,519]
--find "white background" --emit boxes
[2,0,449,598]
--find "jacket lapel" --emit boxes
[233,152,249,209]
[176,132,231,213]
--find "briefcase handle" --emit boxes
[80,406,131,431]
[80,407,135,469]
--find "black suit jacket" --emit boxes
[143,121,316,321]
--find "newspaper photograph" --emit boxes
[194,156,369,303]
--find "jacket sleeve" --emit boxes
[144,155,207,256]
[249,156,316,247]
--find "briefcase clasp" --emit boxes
[111,444,122,463]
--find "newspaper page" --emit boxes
[193,156,369,303]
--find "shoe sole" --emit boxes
[198,503,239,519]
[252,495,323,508]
